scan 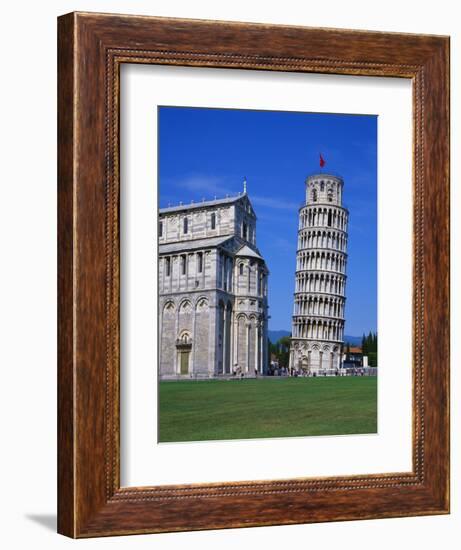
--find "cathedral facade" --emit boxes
[158,188,269,379]
[289,174,349,374]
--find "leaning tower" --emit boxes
[289,174,349,374]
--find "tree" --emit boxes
[268,338,277,356]
[278,336,291,351]
[276,336,291,368]
[361,331,378,367]
[361,333,368,355]
[268,336,292,368]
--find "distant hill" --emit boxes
[268,330,362,347]
[344,335,362,346]
[268,330,291,342]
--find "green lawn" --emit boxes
[158,377,377,442]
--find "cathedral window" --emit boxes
[211,212,216,230]
[159,221,163,237]
[197,252,203,273]
[223,257,228,291]
[183,217,188,234]
[181,255,187,275]
[243,222,248,240]
[258,273,264,296]
[165,257,171,277]
[239,263,244,276]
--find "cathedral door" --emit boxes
[301,356,309,374]
[180,351,190,375]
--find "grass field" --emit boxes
[158,377,377,442]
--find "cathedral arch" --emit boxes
[195,296,209,311]
[163,300,176,314]
[178,330,192,344]
[178,299,192,313]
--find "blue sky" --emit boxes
[158,106,377,336]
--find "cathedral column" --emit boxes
[255,320,259,375]
[246,322,251,373]
[222,307,227,375]
[233,317,239,373]
[221,254,225,289]
[174,303,180,374]
[191,304,197,375]
[262,318,266,374]
[229,309,234,374]
[208,304,217,376]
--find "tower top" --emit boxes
[304,173,344,207]
[243,176,247,194]
[305,173,343,183]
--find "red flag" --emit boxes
[319,153,326,168]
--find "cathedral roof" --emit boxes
[235,244,263,260]
[159,235,232,254]
[159,193,247,215]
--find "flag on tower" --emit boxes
[319,153,326,168]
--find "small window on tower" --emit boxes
[211,212,216,230]
[312,189,318,202]
[327,190,333,202]
[320,181,325,191]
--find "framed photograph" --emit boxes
[58,12,450,537]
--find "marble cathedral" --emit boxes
[158,183,269,379]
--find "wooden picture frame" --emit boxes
[57,12,450,537]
